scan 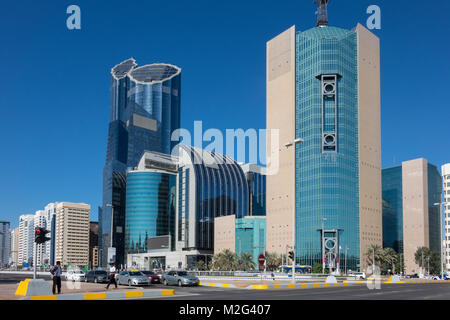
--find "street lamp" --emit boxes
[434,202,448,279]
[284,137,304,284]
[321,218,327,274]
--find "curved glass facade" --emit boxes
[125,171,176,255]
[295,27,360,270]
[179,145,249,250]
[101,59,181,266]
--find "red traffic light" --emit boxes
[36,228,41,234]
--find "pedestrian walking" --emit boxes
[106,263,117,289]
[50,261,62,294]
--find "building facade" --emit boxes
[10,227,19,267]
[127,146,250,270]
[241,164,266,216]
[442,164,450,271]
[382,158,442,274]
[0,221,10,267]
[100,58,181,267]
[54,202,90,267]
[89,222,99,269]
[214,215,266,267]
[266,16,382,271]
[18,215,34,266]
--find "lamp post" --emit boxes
[321,218,327,274]
[285,138,304,284]
[434,202,448,279]
[344,245,348,275]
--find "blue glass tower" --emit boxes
[100,59,181,267]
[266,10,382,272]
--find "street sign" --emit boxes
[258,254,266,265]
[23,263,29,268]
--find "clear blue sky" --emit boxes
[1,0,448,228]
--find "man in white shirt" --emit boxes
[106,263,118,289]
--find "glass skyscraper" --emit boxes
[100,58,181,267]
[266,14,382,271]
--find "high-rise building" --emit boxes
[266,5,382,271]
[43,202,59,265]
[440,164,450,271]
[89,222,99,269]
[18,215,34,266]
[382,158,442,274]
[0,221,10,267]
[241,164,266,217]
[54,202,90,267]
[100,58,181,267]
[10,227,19,267]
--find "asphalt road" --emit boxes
[2,273,450,300]
[147,282,450,300]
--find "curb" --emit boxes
[199,282,237,288]
[246,282,344,290]
[24,289,175,300]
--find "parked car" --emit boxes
[116,270,150,286]
[161,271,200,287]
[141,270,161,284]
[85,270,109,283]
[66,270,86,282]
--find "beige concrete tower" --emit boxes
[402,159,430,274]
[55,202,90,267]
[355,23,383,271]
[266,26,297,255]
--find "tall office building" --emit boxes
[43,202,59,265]
[100,58,181,267]
[10,228,19,267]
[89,222,99,269]
[18,215,34,266]
[382,158,442,274]
[441,164,450,271]
[54,202,90,267]
[0,221,10,267]
[266,3,382,271]
[241,164,266,216]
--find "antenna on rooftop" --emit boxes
[314,0,330,27]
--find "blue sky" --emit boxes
[0,0,448,227]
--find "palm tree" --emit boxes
[265,252,282,271]
[212,250,238,271]
[414,247,431,275]
[195,260,207,271]
[238,253,255,271]
[366,244,383,273]
[381,248,397,274]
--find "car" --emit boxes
[66,270,86,282]
[116,270,150,286]
[85,270,109,283]
[141,270,161,284]
[161,271,200,287]
[349,272,366,280]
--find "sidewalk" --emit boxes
[0,279,159,300]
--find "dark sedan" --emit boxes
[141,270,161,284]
[85,270,109,283]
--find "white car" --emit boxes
[66,270,86,282]
[350,272,366,280]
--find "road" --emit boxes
[2,273,450,300]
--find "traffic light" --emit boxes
[35,227,51,244]
[288,251,295,261]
